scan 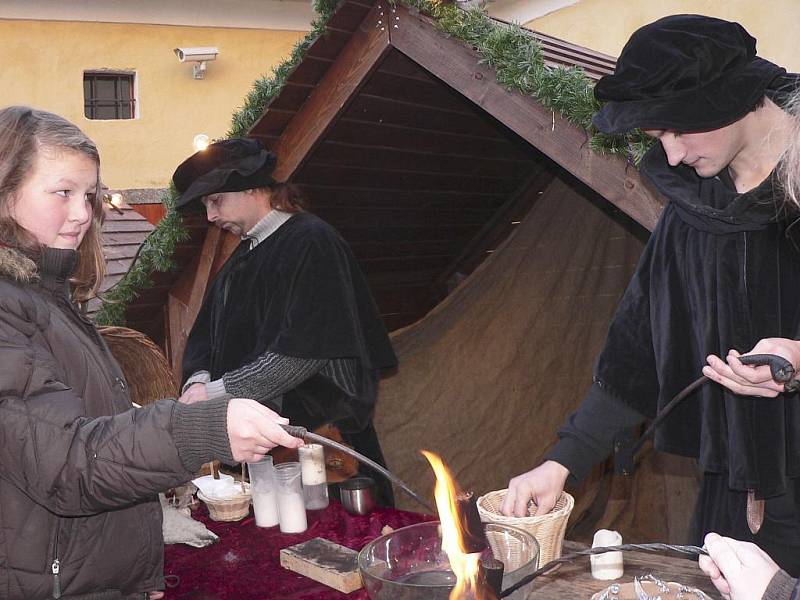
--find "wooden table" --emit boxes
[524,541,721,599]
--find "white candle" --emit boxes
[590,529,624,580]
[277,490,308,533]
[299,444,327,485]
[252,491,279,527]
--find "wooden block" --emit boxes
[279,537,363,593]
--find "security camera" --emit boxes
[174,47,219,62]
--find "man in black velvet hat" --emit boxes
[172,138,398,505]
[502,14,800,574]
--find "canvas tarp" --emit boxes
[375,177,700,543]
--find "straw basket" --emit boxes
[97,326,178,406]
[197,484,252,522]
[477,490,574,565]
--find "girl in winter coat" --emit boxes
[0,105,302,599]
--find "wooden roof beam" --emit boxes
[389,4,664,231]
[261,1,392,181]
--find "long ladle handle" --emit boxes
[281,424,433,512]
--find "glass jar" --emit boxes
[274,462,307,533]
[299,444,329,510]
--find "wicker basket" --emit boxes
[198,483,252,522]
[97,326,178,406]
[477,489,574,566]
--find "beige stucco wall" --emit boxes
[0,20,304,189]
[527,0,800,71]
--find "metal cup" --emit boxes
[339,477,376,516]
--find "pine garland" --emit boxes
[94,0,649,326]
[94,189,188,325]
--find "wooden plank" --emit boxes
[286,56,334,87]
[102,221,155,233]
[279,538,362,594]
[295,162,521,194]
[390,5,665,231]
[168,226,222,374]
[336,223,481,243]
[349,238,472,260]
[341,93,521,140]
[307,141,534,178]
[265,82,316,113]
[301,186,508,211]
[323,119,528,159]
[305,29,352,61]
[434,169,554,287]
[264,2,391,182]
[314,205,496,227]
[358,70,473,113]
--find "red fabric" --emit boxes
[163,501,433,599]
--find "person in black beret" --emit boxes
[501,14,800,574]
[172,138,398,506]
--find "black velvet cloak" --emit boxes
[594,144,800,499]
[182,212,397,434]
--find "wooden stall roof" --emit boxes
[120,0,664,344]
[85,201,155,321]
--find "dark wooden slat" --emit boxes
[250,108,296,138]
[307,141,536,178]
[324,119,530,159]
[325,0,375,33]
[337,223,481,243]
[264,82,316,113]
[358,70,474,114]
[390,5,664,230]
[295,163,522,193]
[357,253,455,274]
[102,221,156,233]
[103,244,142,259]
[286,56,334,87]
[341,93,517,140]
[314,204,496,227]
[267,2,392,182]
[377,47,436,81]
[301,186,508,210]
[102,232,152,245]
[305,29,352,61]
[365,266,441,287]
[435,169,554,287]
[349,238,469,260]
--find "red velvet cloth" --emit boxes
[163,501,433,599]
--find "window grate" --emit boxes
[84,72,135,120]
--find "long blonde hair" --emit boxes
[0,106,105,300]
[780,91,800,211]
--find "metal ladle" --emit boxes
[281,424,433,512]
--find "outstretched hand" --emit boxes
[226,398,303,463]
[698,533,779,600]
[703,338,800,397]
[500,460,569,517]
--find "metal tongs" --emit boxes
[627,352,798,459]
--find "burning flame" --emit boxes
[422,450,496,600]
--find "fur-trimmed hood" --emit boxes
[0,246,38,283]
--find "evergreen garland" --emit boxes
[94,0,649,326]
[94,189,188,325]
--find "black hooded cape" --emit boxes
[595,143,800,498]
[182,212,397,434]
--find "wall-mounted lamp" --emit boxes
[174,46,219,79]
[193,134,210,152]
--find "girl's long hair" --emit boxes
[0,106,105,300]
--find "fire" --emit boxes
[422,451,496,600]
